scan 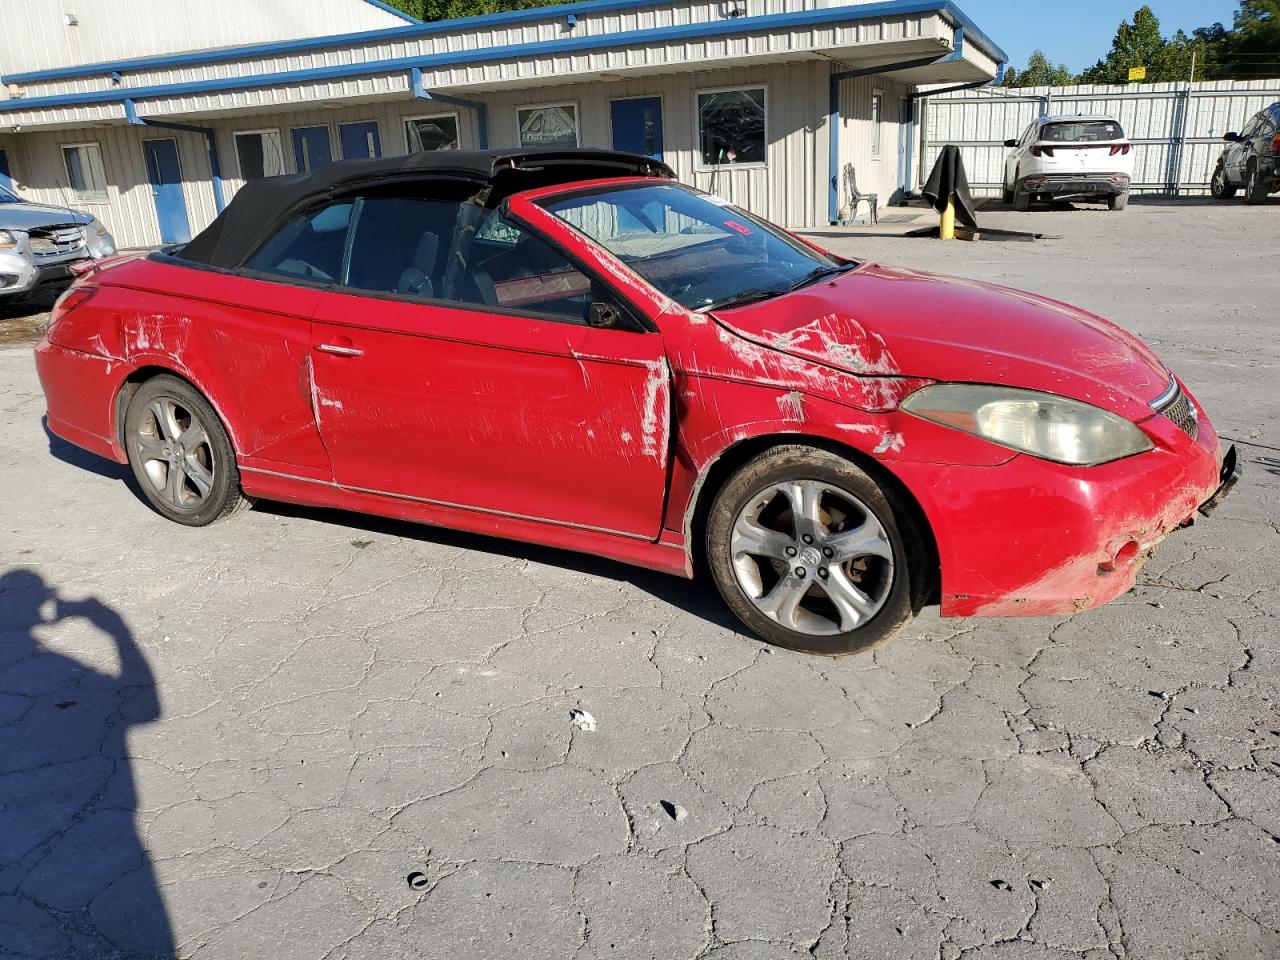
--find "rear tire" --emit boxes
[1002,181,1015,205]
[1245,163,1268,205]
[1108,192,1128,211]
[1012,186,1031,212]
[705,445,917,656]
[1211,163,1238,200]
[123,375,253,526]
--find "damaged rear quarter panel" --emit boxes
[107,259,330,476]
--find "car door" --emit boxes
[308,192,671,540]
[1007,123,1033,186]
[1227,115,1262,181]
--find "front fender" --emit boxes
[662,375,1017,547]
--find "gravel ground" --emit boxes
[1,198,1277,960]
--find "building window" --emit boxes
[234,130,285,181]
[871,91,884,159]
[60,143,108,203]
[405,114,460,152]
[696,87,766,167]
[517,103,579,148]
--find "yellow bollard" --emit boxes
[939,193,956,240]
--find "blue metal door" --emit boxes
[0,149,12,191]
[292,126,333,173]
[610,97,664,161]
[142,138,191,244]
[339,121,382,159]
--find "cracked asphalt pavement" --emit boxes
[1,200,1278,959]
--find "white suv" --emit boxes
[1002,115,1134,212]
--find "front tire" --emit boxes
[1211,163,1238,200]
[705,445,916,655]
[123,375,253,526]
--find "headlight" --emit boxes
[0,229,17,248]
[85,219,116,257]
[901,383,1153,466]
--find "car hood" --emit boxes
[0,202,95,230]
[712,262,1170,418]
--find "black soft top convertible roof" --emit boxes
[180,147,674,269]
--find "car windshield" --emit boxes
[540,182,848,311]
[1041,120,1124,142]
[0,184,20,204]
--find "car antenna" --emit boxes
[53,177,78,216]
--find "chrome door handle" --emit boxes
[315,343,363,357]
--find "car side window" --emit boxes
[450,210,595,325]
[343,196,460,298]
[243,201,353,283]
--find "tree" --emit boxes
[1001,50,1076,87]
[383,0,565,20]
[1211,0,1280,79]
[1079,6,1173,82]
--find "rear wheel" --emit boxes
[705,446,916,655]
[123,375,253,526]
[1012,181,1031,212]
[1108,192,1128,211]
[1211,162,1238,200]
[1245,162,1268,205]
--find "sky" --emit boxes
[958,0,1241,73]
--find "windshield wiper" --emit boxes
[785,262,856,292]
[698,263,856,313]
[699,287,789,312]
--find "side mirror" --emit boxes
[1223,132,1241,142]
[588,300,625,329]
[1004,139,1019,148]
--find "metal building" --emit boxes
[0,0,1005,247]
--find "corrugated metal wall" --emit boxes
[922,78,1280,196]
[10,0,909,100]
[7,58,900,245]
[837,72,912,212]
[0,0,409,77]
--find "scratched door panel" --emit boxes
[309,293,670,539]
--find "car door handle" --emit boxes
[315,342,363,357]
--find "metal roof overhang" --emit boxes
[0,1,1003,130]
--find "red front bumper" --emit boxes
[896,389,1231,617]
[34,336,127,464]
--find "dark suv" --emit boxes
[1211,103,1280,205]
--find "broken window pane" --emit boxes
[697,88,766,166]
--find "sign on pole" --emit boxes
[1128,66,1147,82]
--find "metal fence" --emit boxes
[920,78,1280,197]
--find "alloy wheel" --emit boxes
[134,396,216,510]
[730,479,894,636]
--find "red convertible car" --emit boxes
[35,149,1236,654]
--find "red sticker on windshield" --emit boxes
[723,220,753,236]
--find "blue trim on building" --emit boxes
[0,2,1003,117]
[124,99,226,212]
[361,0,423,24]
[827,42,963,223]
[410,67,489,149]
[2,0,1006,87]
[2,0,665,85]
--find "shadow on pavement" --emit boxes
[43,417,133,483]
[0,569,173,958]
[261,500,745,634]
